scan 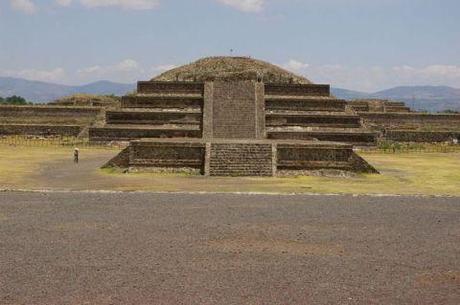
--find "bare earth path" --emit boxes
[0,191,459,305]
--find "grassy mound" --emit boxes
[153,56,312,84]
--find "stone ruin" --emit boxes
[99,57,378,176]
[1,56,458,175]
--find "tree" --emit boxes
[0,95,30,105]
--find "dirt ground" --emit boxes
[0,191,459,305]
[0,145,459,195]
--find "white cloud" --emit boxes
[55,0,72,6]
[79,0,159,10]
[281,60,460,92]
[152,64,178,72]
[78,59,141,75]
[10,0,37,14]
[1,67,66,82]
[282,59,310,73]
[77,59,144,82]
[216,0,264,12]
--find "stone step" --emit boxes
[137,81,204,95]
[130,159,203,168]
[384,106,411,113]
[89,125,202,142]
[265,84,330,97]
[105,110,202,125]
[265,97,346,112]
[121,95,203,109]
[266,112,362,128]
[267,129,378,146]
[277,160,353,170]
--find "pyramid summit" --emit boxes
[153,56,312,84]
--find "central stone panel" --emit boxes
[208,142,274,176]
[206,80,265,139]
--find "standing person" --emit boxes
[74,148,79,164]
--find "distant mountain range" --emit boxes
[1,77,459,112]
[0,77,135,102]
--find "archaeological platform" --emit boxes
[99,57,378,176]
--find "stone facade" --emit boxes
[207,80,264,139]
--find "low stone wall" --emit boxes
[265,84,330,97]
[268,131,378,146]
[105,111,202,125]
[266,98,346,112]
[385,130,460,142]
[89,127,202,142]
[266,114,361,128]
[0,124,82,137]
[0,105,100,117]
[359,112,460,131]
[129,141,205,169]
[121,96,203,109]
[277,144,353,170]
[137,81,204,95]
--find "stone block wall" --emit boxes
[277,144,353,170]
[129,141,205,169]
[103,139,378,175]
[89,127,202,142]
[105,111,202,126]
[121,96,203,109]
[360,113,460,131]
[0,105,100,117]
[266,98,346,112]
[385,130,460,142]
[0,105,101,126]
[266,114,361,128]
[268,131,378,146]
[0,124,82,137]
[265,84,330,97]
[137,81,204,95]
[208,143,274,176]
[207,80,265,139]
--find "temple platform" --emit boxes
[104,138,378,177]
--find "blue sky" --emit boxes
[1,0,459,92]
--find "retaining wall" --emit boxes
[265,84,330,97]
[137,81,204,95]
[89,127,202,142]
[266,98,346,112]
[0,124,82,137]
[105,111,202,125]
[360,112,460,130]
[385,130,460,142]
[0,105,100,117]
[121,96,203,109]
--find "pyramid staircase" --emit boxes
[264,84,378,146]
[90,81,378,146]
[89,82,204,142]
